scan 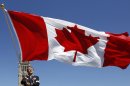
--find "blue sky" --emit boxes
[0,0,130,86]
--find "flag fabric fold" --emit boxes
[8,10,130,69]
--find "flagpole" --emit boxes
[0,4,20,61]
[0,4,30,86]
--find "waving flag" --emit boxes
[8,10,130,69]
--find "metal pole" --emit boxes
[0,4,31,86]
[0,4,20,60]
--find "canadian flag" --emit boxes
[8,10,130,69]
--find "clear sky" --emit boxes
[0,0,130,86]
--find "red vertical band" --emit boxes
[104,32,130,69]
[8,10,48,61]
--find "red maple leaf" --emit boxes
[55,25,99,62]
